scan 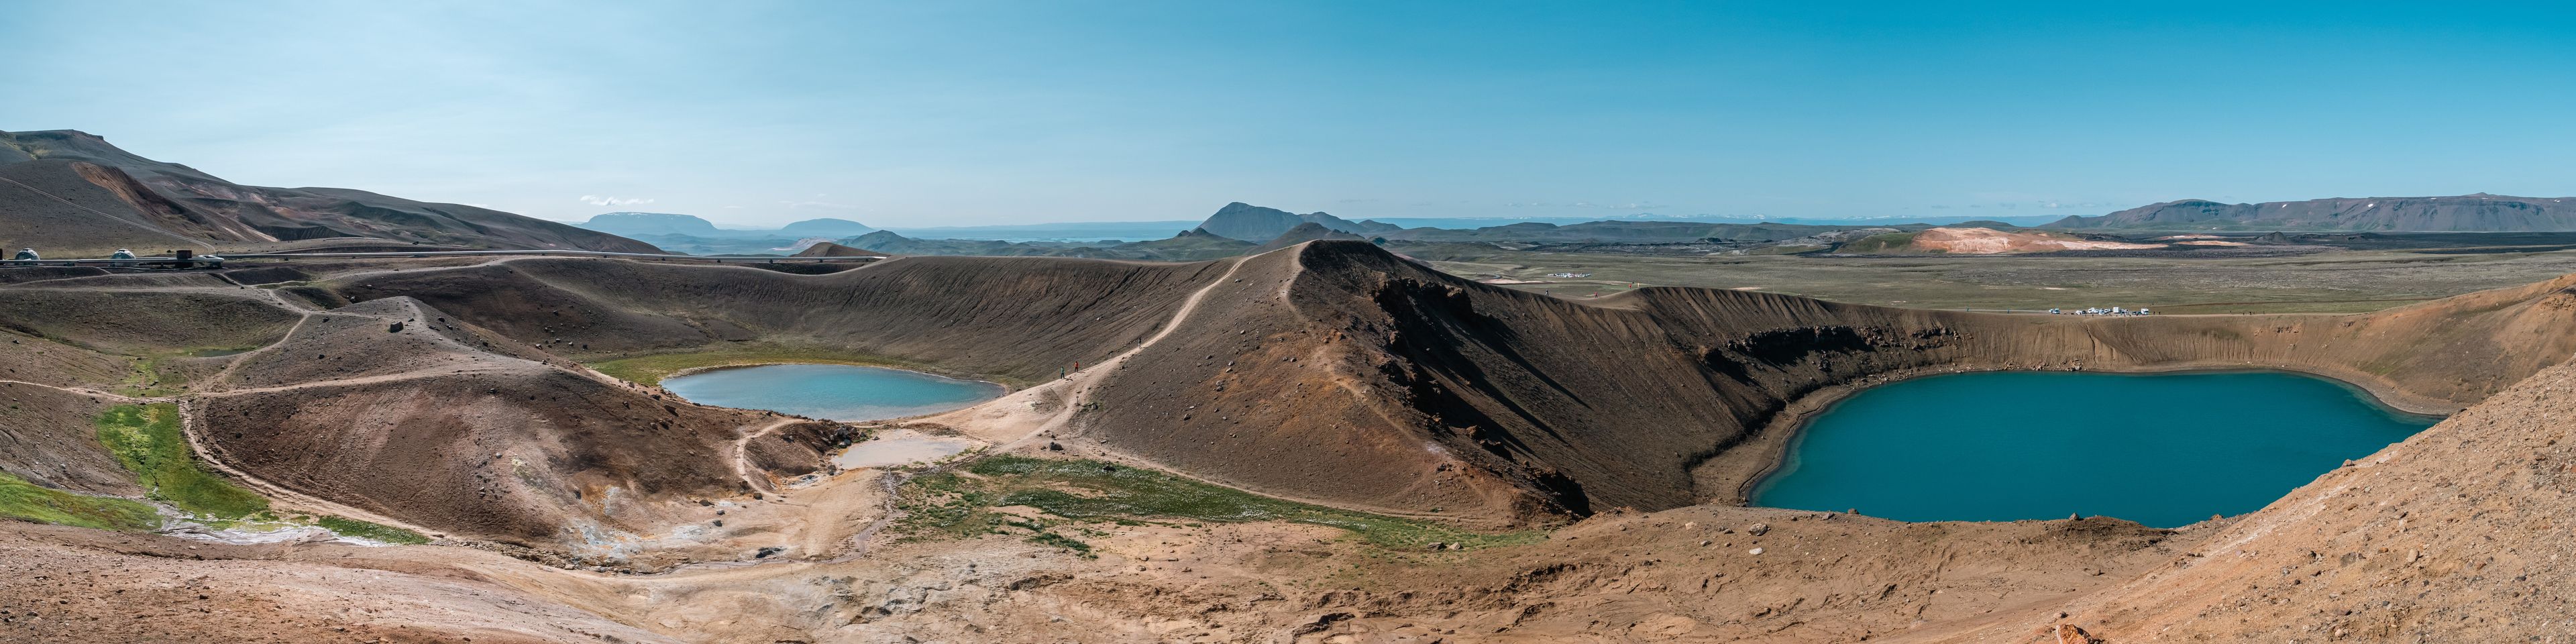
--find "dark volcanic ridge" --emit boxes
[2053,193,2576,231]
[0,129,657,256]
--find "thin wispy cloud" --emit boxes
[1507,201,1666,210]
[580,195,655,207]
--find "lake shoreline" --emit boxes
[663,361,1013,394]
[1703,362,2455,511]
[662,364,1009,423]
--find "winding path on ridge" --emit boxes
[949,253,1251,451]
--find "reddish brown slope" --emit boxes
[0,159,262,255]
[193,297,771,551]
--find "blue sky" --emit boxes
[5,1,2572,227]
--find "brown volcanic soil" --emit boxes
[320,255,1233,382]
[1049,241,2576,522]
[0,382,141,496]
[189,296,784,557]
[3,243,2575,642]
[0,523,676,644]
[0,159,248,255]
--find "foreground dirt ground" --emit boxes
[2,500,2206,643]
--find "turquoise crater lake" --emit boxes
[1749,371,2439,528]
[661,364,1005,421]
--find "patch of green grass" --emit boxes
[315,515,430,545]
[897,455,1542,551]
[589,344,1021,387]
[892,472,1006,537]
[95,403,268,517]
[0,472,160,531]
[1026,531,1093,553]
[117,355,186,397]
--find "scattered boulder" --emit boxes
[2055,624,2098,643]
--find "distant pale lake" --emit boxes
[661,364,1004,421]
[1749,371,2438,528]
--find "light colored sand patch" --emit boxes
[833,429,979,470]
[1913,227,2168,254]
[162,518,394,547]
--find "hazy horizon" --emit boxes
[7,3,2573,228]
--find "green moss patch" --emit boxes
[898,455,1542,552]
[95,403,268,517]
[0,472,160,531]
[315,515,430,545]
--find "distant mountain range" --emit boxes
[2051,194,2576,231]
[574,212,874,239]
[837,227,1256,262]
[1193,202,1399,241]
[0,129,654,255]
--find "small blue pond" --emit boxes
[661,364,1004,421]
[1749,371,2440,528]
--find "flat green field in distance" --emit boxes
[1426,246,2576,314]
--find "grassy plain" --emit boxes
[898,455,1543,553]
[1425,246,2576,314]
